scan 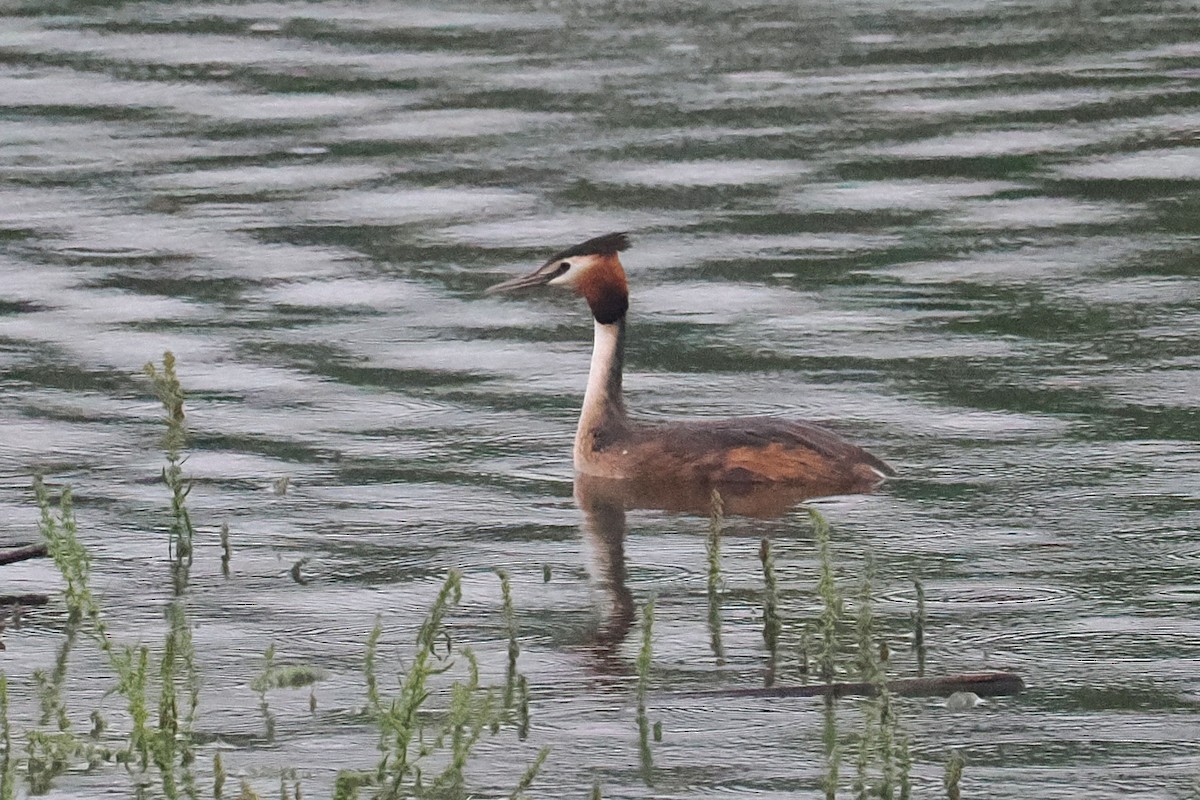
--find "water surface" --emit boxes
[1,0,1199,797]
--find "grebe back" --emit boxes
[487,232,893,493]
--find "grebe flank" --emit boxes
[487,232,893,492]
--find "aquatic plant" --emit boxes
[7,525,548,800]
[516,674,531,742]
[141,353,203,795]
[143,351,194,565]
[3,355,992,799]
[636,598,656,786]
[821,693,841,800]
[509,745,548,800]
[944,750,965,799]
[255,644,278,743]
[0,677,11,800]
[497,571,534,743]
[706,490,725,664]
[213,751,227,799]
[0,678,15,800]
[850,555,904,800]
[5,357,550,800]
[913,580,927,678]
[798,623,812,682]
[24,482,111,790]
[812,507,844,685]
[12,476,965,800]
[498,568,522,722]
[812,507,844,799]
[360,576,465,795]
[799,507,915,799]
[26,475,197,795]
[33,478,95,626]
[220,522,232,578]
[340,570,549,800]
[760,538,782,687]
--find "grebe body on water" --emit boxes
[487,232,893,494]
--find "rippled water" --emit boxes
[2,0,1199,797]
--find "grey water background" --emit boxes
[1,0,1199,796]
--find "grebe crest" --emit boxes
[487,232,893,495]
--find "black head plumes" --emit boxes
[545,232,630,264]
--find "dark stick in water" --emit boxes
[686,671,1024,700]
[0,544,48,566]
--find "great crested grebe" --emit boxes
[487,232,894,494]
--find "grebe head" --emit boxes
[487,232,630,324]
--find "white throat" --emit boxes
[574,319,627,469]
[582,319,620,410]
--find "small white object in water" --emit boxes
[945,691,985,711]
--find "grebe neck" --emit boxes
[574,317,629,468]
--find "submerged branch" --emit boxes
[686,671,1024,700]
[0,544,48,566]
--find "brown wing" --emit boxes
[623,417,893,490]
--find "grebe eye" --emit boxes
[555,261,570,275]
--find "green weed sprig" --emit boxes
[822,694,840,800]
[365,619,383,714]
[706,490,725,664]
[498,569,521,717]
[256,645,277,743]
[636,598,655,786]
[373,572,463,797]
[509,746,549,800]
[144,351,194,565]
[851,556,903,799]
[0,675,14,800]
[944,750,965,800]
[811,508,843,684]
[429,648,491,794]
[759,538,781,687]
[913,579,927,678]
[220,523,231,578]
[810,507,844,799]
[34,479,99,628]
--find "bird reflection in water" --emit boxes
[573,471,883,673]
